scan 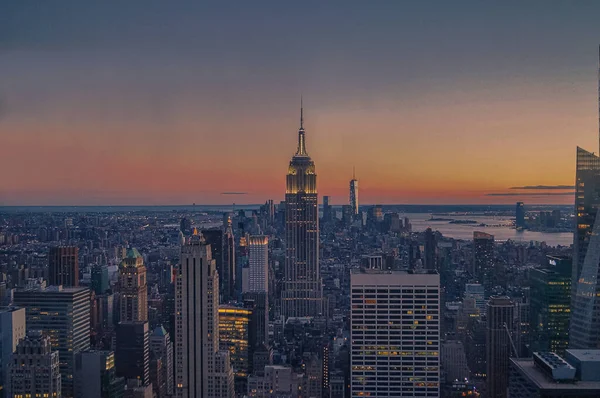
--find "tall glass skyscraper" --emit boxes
[350,168,359,216]
[570,147,600,349]
[281,104,323,318]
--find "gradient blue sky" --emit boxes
[1,1,599,205]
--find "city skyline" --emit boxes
[2,2,599,205]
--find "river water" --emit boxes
[406,213,573,247]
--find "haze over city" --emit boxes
[2,1,599,205]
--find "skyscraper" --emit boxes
[424,227,437,271]
[150,326,174,398]
[119,248,148,322]
[49,246,79,287]
[349,168,358,216]
[351,269,440,397]
[322,195,332,223]
[75,350,126,398]
[0,307,26,393]
[530,255,571,355]
[14,286,90,398]
[282,103,323,318]
[223,216,236,302]
[91,264,109,295]
[202,229,225,300]
[570,147,600,349]
[486,296,516,398]
[219,304,255,395]
[247,235,269,293]
[115,321,150,386]
[473,232,495,296]
[515,202,525,229]
[175,231,234,398]
[7,330,62,398]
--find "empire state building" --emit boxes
[281,104,323,318]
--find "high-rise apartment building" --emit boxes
[219,304,255,395]
[91,264,109,295]
[515,202,525,229]
[570,147,600,349]
[530,255,571,355]
[175,232,234,398]
[282,104,323,318]
[14,286,91,398]
[150,326,173,398]
[49,246,79,287]
[119,248,148,322]
[486,296,515,398]
[351,270,440,397]
[473,232,495,295]
[247,235,268,293]
[74,350,126,398]
[0,307,26,393]
[7,330,61,398]
[115,321,150,386]
[349,168,359,216]
[424,227,437,271]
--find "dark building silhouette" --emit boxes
[49,246,79,287]
[424,227,437,271]
[515,202,525,229]
[115,321,150,386]
[91,264,109,295]
[486,296,515,398]
[473,232,495,296]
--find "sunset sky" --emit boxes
[1,1,600,205]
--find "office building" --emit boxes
[349,168,358,216]
[509,351,600,397]
[465,283,485,314]
[441,340,469,383]
[7,330,61,398]
[150,326,173,398]
[515,202,525,229]
[530,255,571,355]
[242,291,268,346]
[203,229,225,300]
[570,147,600,349]
[119,248,148,322]
[0,307,26,394]
[115,321,150,386]
[247,235,269,293]
[473,232,495,295]
[223,216,236,302]
[49,246,79,287]
[91,264,109,295]
[14,286,91,398]
[282,104,323,318]
[247,365,301,397]
[424,228,437,271]
[75,350,126,398]
[219,304,255,395]
[175,231,234,398]
[486,296,515,398]
[322,195,332,223]
[351,270,440,397]
[341,205,353,226]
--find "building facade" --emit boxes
[351,270,440,397]
[7,330,61,398]
[247,235,269,293]
[49,246,79,287]
[0,307,26,394]
[115,321,150,386]
[75,350,126,398]
[219,304,255,395]
[349,170,358,216]
[282,105,323,318]
[175,232,234,398]
[570,147,600,349]
[486,296,515,398]
[14,286,90,398]
[150,326,173,398]
[119,248,148,323]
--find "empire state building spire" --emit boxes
[296,98,308,157]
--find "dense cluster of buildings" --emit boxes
[1,101,600,398]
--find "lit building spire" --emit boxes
[296,97,308,156]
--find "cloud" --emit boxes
[221,192,248,195]
[486,192,574,196]
[509,185,574,190]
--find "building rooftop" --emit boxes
[511,359,600,391]
[152,325,168,337]
[566,350,600,363]
[126,247,142,259]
